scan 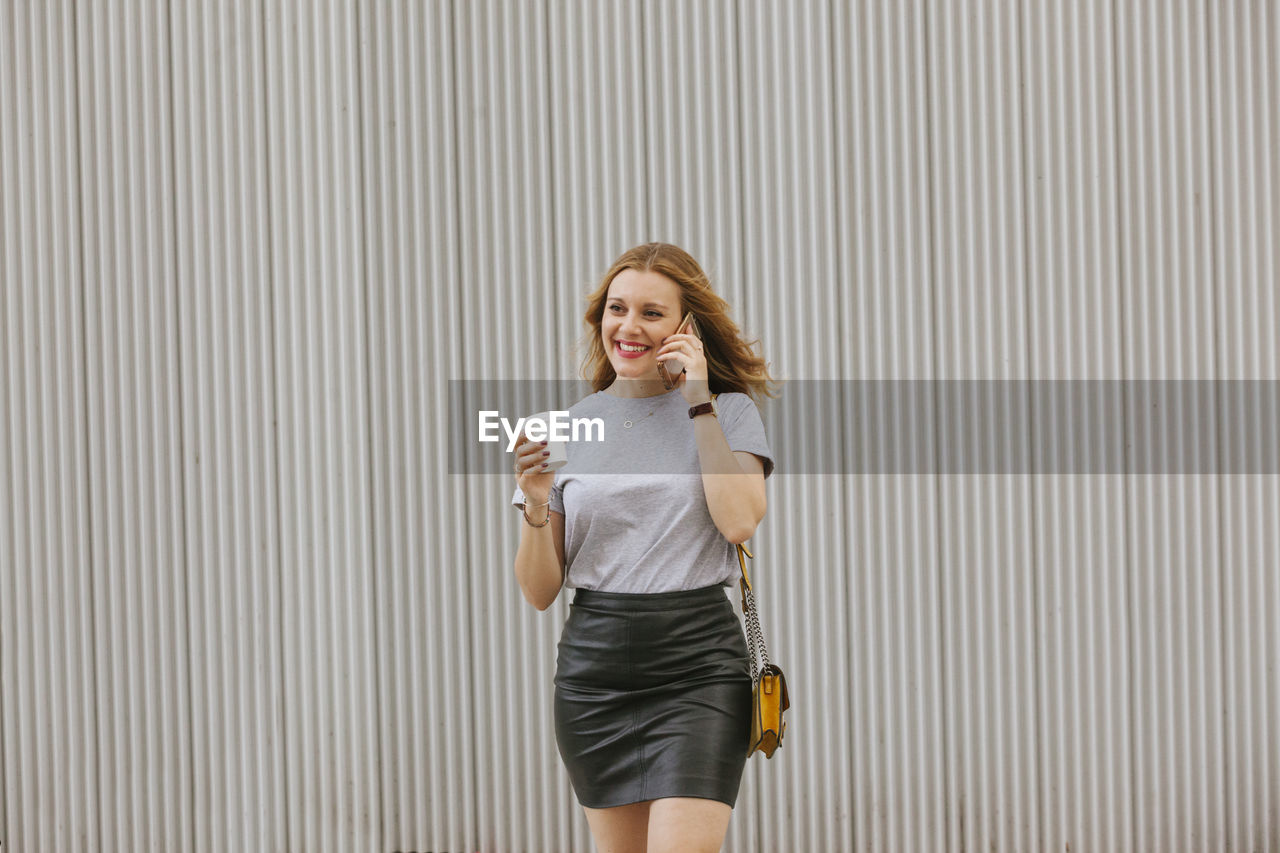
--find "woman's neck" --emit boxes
[602,377,673,399]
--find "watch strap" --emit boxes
[688,400,716,419]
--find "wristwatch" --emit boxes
[688,400,716,419]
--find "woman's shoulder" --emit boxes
[713,390,759,413]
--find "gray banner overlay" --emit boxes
[449,380,1280,475]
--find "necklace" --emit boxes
[622,407,657,429]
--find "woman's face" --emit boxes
[601,268,685,380]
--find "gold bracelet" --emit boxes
[522,499,551,528]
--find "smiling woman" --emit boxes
[580,243,779,403]
[508,242,781,853]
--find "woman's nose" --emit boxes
[620,313,643,336]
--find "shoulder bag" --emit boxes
[736,543,790,758]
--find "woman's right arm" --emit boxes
[512,434,566,610]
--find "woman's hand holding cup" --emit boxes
[513,432,555,509]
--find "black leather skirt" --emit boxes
[554,584,753,809]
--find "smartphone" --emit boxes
[658,311,700,390]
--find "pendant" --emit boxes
[623,420,634,428]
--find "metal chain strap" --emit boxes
[741,583,771,686]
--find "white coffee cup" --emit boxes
[523,410,570,470]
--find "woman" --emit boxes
[511,242,778,853]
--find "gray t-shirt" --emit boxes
[512,389,774,593]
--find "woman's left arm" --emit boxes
[692,418,767,544]
[657,331,767,544]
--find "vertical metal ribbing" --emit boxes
[452,1,565,849]
[171,1,285,850]
[1209,3,1280,851]
[1116,3,1225,852]
[76,1,190,850]
[929,3,1040,852]
[2,3,99,850]
[734,2,846,850]
[1022,3,1133,852]
[265,1,378,851]
[354,0,385,847]
[831,3,949,851]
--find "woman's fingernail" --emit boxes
[539,440,547,446]
[540,463,549,470]
[541,450,549,457]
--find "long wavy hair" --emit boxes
[578,243,781,401]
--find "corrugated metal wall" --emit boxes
[2,1,1276,851]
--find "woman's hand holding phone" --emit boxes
[656,312,711,405]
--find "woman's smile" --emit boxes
[614,340,652,359]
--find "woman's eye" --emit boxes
[606,305,661,318]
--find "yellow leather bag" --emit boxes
[736,543,790,758]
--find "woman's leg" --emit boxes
[583,801,651,853]
[646,797,733,853]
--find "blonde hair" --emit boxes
[578,243,781,402]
